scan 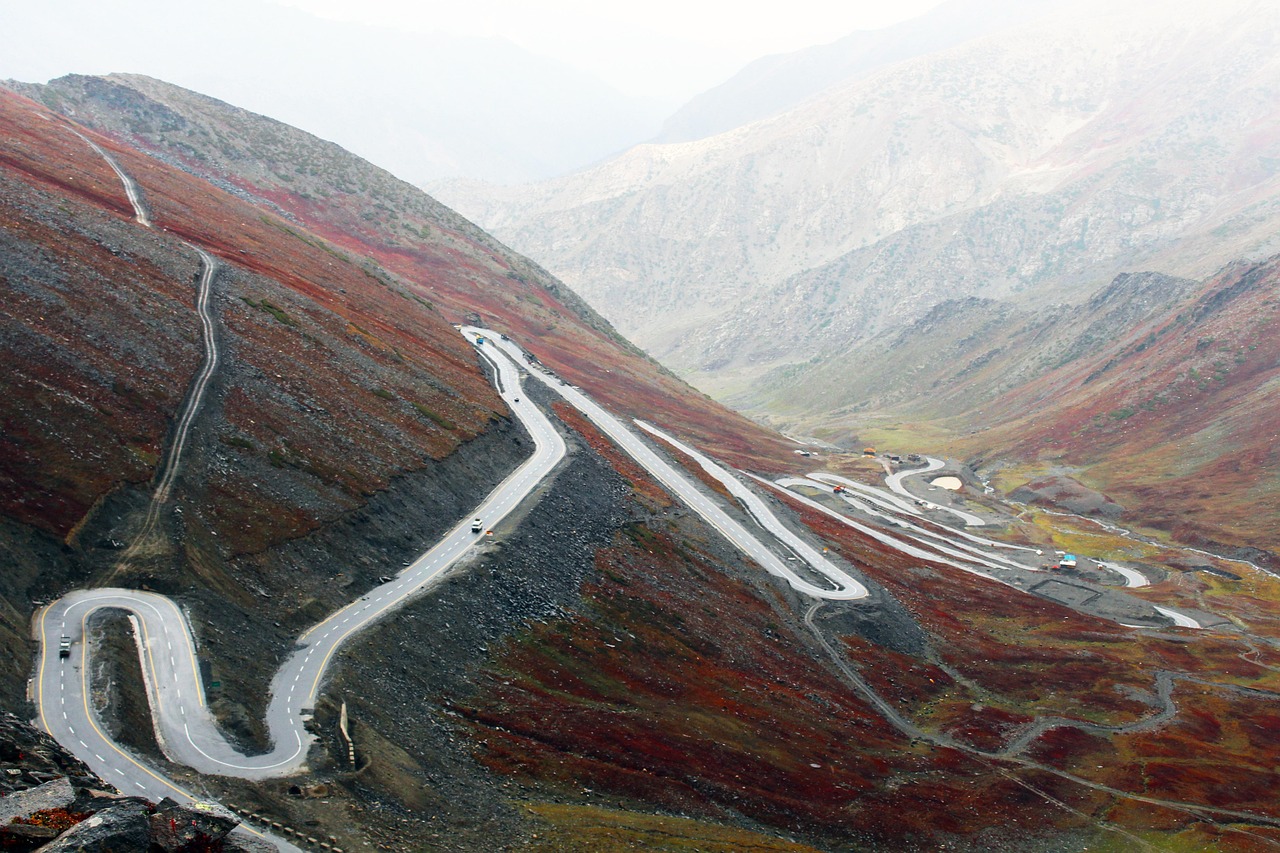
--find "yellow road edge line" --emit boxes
[34,604,51,734]
[76,605,200,802]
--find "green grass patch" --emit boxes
[258,214,351,263]
[127,445,159,467]
[240,296,296,326]
[410,402,455,430]
[221,434,255,451]
[522,802,823,852]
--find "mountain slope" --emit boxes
[15,73,796,471]
[656,0,1066,143]
[7,79,1280,853]
[746,256,1280,561]
[958,257,1280,559]
[0,82,845,849]
[748,270,1199,424]
[437,0,1280,401]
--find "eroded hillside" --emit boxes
[4,81,1280,853]
[437,0,1280,399]
[13,72,798,475]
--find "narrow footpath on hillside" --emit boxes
[803,599,1280,844]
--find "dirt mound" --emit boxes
[1009,474,1124,518]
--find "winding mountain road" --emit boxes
[775,476,1034,574]
[884,457,986,527]
[1098,561,1150,588]
[49,126,299,850]
[41,121,1224,851]
[764,473,1202,630]
[39,326,877,804]
[636,421,868,599]
[474,329,868,601]
[33,330,563,852]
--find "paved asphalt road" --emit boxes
[475,329,868,601]
[31,131,1212,850]
[635,420,868,599]
[30,318,1197,853]
[763,473,1200,629]
[32,327,564,849]
[41,125,297,851]
[883,457,987,527]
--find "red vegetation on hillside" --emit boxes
[0,88,502,551]
[966,257,1280,558]
[24,75,804,477]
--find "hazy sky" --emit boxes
[3,0,948,103]
[0,0,957,182]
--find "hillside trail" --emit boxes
[59,121,223,585]
[52,120,310,853]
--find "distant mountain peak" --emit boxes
[655,0,1070,144]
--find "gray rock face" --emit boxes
[438,0,1280,414]
[40,799,151,853]
[147,797,239,852]
[0,776,74,824]
[221,832,280,853]
[2,821,62,845]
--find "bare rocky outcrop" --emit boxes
[0,715,244,852]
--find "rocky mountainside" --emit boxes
[749,270,1199,423]
[436,0,1280,404]
[749,257,1280,560]
[0,713,260,852]
[0,81,795,848]
[12,73,792,469]
[956,256,1280,560]
[6,76,1280,853]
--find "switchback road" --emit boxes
[764,473,1202,629]
[884,456,986,527]
[33,327,564,849]
[475,329,868,601]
